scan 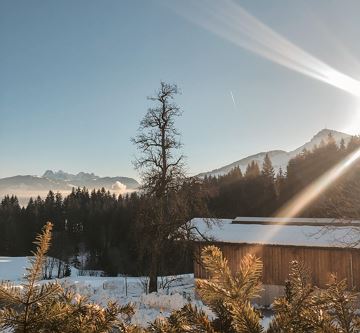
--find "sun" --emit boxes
[343,98,360,135]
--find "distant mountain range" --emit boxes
[198,129,352,177]
[0,170,139,205]
[41,170,139,189]
[1,129,353,205]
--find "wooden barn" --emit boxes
[191,217,360,305]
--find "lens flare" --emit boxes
[170,0,360,217]
[343,99,360,135]
[170,0,360,97]
[228,146,360,244]
[254,147,360,243]
[169,0,360,238]
[273,147,360,221]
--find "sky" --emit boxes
[1,0,360,180]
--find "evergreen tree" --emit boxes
[222,166,243,184]
[0,222,133,333]
[339,138,346,151]
[275,167,286,197]
[245,161,260,178]
[151,246,360,333]
[242,161,263,216]
[261,154,275,181]
[260,154,277,215]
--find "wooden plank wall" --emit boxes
[194,242,360,290]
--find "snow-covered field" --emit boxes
[0,256,210,327]
[0,256,272,328]
[0,256,31,281]
[59,274,210,326]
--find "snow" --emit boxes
[191,218,360,248]
[0,257,28,281]
[0,256,79,281]
[232,216,360,226]
[0,215,354,329]
[1,268,203,327]
[0,257,272,328]
[43,275,271,327]
[55,274,216,326]
[0,256,201,327]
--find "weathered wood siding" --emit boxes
[194,242,360,290]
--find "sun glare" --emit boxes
[343,99,360,135]
[274,147,360,220]
[172,0,360,98]
[171,0,360,231]
[242,146,360,244]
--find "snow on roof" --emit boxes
[191,218,360,248]
[232,216,360,226]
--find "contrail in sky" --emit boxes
[230,91,237,111]
[169,0,360,98]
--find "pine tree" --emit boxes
[261,154,275,181]
[260,154,277,215]
[0,222,134,333]
[223,166,243,184]
[268,260,360,333]
[339,138,346,151]
[245,161,261,178]
[275,167,286,197]
[197,246,263,333]
[268,260,319,332]
[321,275,360,332]
[151,246,360,333]
[0,222,63,332]
[151,245,264,333]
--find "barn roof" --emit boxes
[191,217,360,248]
[232,216,360,226]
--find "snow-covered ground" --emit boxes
[0,256,30,281]
[0,256,209,327]
[0,256,271,328]
[59,274,210,326]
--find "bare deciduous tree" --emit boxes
[132,82,186,292]
[318,177,360,247]
[132,82,185,197]
[132,82,211,292]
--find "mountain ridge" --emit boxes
[198,129,352,177]
[0,171,140,205]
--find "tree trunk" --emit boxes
[149,247,159,293]
[149,268,158,293]
[57,259,62,278]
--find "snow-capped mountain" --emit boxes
[0,171,139,191]
[0,171,139,205]
[198,129,352,177]
[41,170,140,189]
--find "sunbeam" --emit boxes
[170,0,360,97]
[170,0,360,234]
[272,146,360,220]
[226,144,360,244]
[343,99,360,135]
[255,146,360,243]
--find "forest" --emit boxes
[1,132,360,278]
